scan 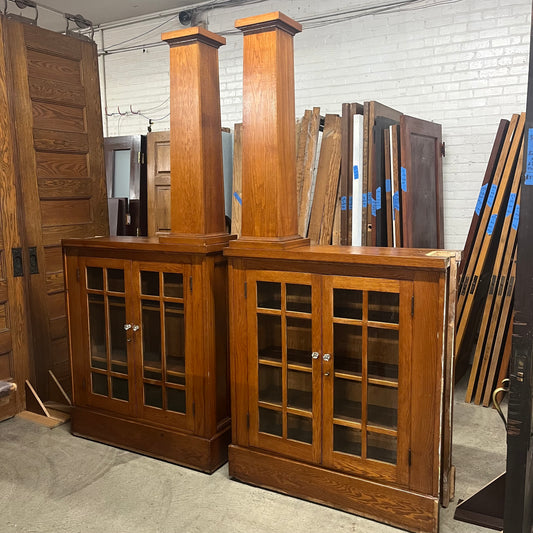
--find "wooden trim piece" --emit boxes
[229,444,438,533]
[231,123,243,237]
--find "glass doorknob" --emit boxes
[311,351,319,359]
[132,324,140,332]
[323,353,331,362]
[123,323,132,331]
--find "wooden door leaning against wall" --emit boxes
[0,16,109,402]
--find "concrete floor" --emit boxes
[0,380,507,533]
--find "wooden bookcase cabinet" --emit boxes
[226,246,456,533]
[64,238,230,472]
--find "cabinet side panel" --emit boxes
[410,272,443,496]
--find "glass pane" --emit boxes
[367,384,398,429]
[287,370,312,411]
[111,377,128,401]
[368,327,399,380]
[334,379,361,422]
[257,314,281,362]
[334,425,362,456]
[88,294,106,368]
[108,296,127,370]
[367,432,397,464]
[165,303,185,383]
[164,272,183,298]
[107,268,125,293]
[258,365,282,405]
[334,323,362,375]
[287,414,312,444]
[287,317,312,366]
[91,372,108,396]
[368,291,399,323]
[86,267,103,290]
[144,383,163,408]
[286,284,311,313]
[143,300,161,372]
[112,149,131,198]
[257,281,281,310]
[334,288,362,320]
[259,407,282,437]
[167,387,186,413]
[141,271,159,296]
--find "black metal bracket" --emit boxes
[11,248,23,277]
[28,246,38,275]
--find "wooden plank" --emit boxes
[33,129,89,153]
[390,125,402,247]
[456,113,525,353]
[298,107,321,238]
[465,146,522,404]
[458,119,510,280]
[340,104,351,244]
[351,113,364,246]
[28,77,85,107]
[26,48,81,84]
[383,129,393,246]
[456,114,520,323]
[231,123,243,238]
[348,103,363,245]
[400,115,443,249]
[296,109,312,212]
[482,250,517,406]
[32,101,85,133]
[23,22,82,60]
[38,177,93,199]
[307,114,342,245]
[35,152,88,178]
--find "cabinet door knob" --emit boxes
[311,351,319,359]
[323,353,331,362]
[324,372,330,377]
[123,323,132,331]
[132,324,140,332]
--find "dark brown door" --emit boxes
[2,17,108,398]
[104,135,147,236]
[400,115,444,249]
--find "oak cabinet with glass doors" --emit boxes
[64,237,230,473]
[226,246,458,533]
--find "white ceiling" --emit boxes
[7,0,207,31]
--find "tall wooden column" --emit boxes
[229,12,308,249]
[160,27,233,251]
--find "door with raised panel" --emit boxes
[321,276,412,486]
[246,270,322,464]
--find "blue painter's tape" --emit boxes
[363,193,367,208]
[353,165,359,180]
[371,197,377,217]
[512,204,520,230]
[368,191,373,205]
[341,196,347,211]
[526,127,533,184]
[506,193,516,218]
[349,196,352,211]
[376,187,382,210]
[487,213,498,236]
[233,192,242,205]
[386,179,391,193]
[393,191,400,212]
[475,184,488,216]
[486,184,497,208]
[401,167,407,192]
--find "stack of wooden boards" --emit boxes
[456,113,524,406]
[231,101,444,248]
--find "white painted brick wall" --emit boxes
[100,0,531,250]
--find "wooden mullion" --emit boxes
[231,123,243,237]
[458,119,510,280]
[281,281,287,440]
[456,113,521,322]
[340,103,351,245]
[390,125,402,247]
[456,113,525,352]
[473,184,521,405]
[361,290,368,460]
[465,144,523,403]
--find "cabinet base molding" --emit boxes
[72,407,230,473]
[228,445,438,533]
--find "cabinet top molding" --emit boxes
[235,11,302,36]
[161,26,226,48]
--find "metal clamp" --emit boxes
[492,378,510,429]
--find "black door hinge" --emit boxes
[244,281,247,299]
[192,402,195,417]
[189,276,193,292]
[441,141,446,157]
[76,268,80,282]
[408,448,412,466]
[246,412,250,429]
[411,296,414,317]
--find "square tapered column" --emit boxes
[230,12,308,249]
[160,27,233,251]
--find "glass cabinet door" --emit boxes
[322,276,412,486]
[248,271,320,463]
[81,259,134,416]
[134,263,192,430]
